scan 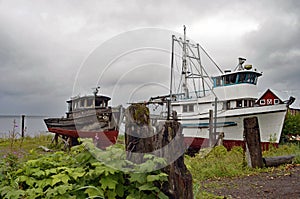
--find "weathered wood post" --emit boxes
[243,117,263,168]
[158,120,193,199]
[21,114,25,138]
[125,104,193,199]
[125,103,153,164]
[263,155,295,167]
[209,109,213,147]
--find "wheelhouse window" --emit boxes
[244,100,248,107]
[214,77,222,87]
[68,102,72,112]
[224,74,237,85]
[236,100,243,108]
[80,100,85,107]
[95,99,108,108]
[238,73,247,83]
[236,72,259,85]
[87,99,93,107]
[226,101,230,109]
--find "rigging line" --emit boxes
[176,39,212,84]
[188,54,213,84]
[186,45,218,98]
[198,44,223,74]
[189,58,217,98]
[175,37,216,97]
[189,62,199,98]
[174,36,217,98]
[186,44,213,83]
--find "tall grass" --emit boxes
[263,143,300,164]
[185,143,300,198]
[185,146,253,182]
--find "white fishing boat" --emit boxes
[150,26,294,150]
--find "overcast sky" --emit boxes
[0,0,299,116]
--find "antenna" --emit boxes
[92,86,100,96]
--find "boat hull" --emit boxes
[178,104,287,150]
[47,127,118,148]
[44,106,123,148]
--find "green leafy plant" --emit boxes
[0,139,168,199]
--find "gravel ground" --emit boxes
[201,165,300,199]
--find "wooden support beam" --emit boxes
[243,117,263,168]
[263,155,295,167]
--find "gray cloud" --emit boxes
[0,0,300,116]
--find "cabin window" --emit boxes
[249,100,254,107]
[237,73,258,85]
[95,99,101,107]
[79,100,84,107]
[189,104,194,112]
[260,99,265,105]
[245,73,257,84]
[183,104,194,112]
[214,77,222,87]
[226,101,231,109]
[244,100,248,107]
[274,99,280,104]
[68,102,72,112]
[236,100,243,108]
[87,99,93,107]
[224,74,237,85]
[238,73,246,83]
[183,105,187,112]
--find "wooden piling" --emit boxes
[125,104,193,199]
[21,115,25,138]
[125,103,153,164]
[209,109,213,147]
[243,117,263,168]
[158,120,193,199]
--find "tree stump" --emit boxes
[157,120,193,199]
[243,117,263,168]
[125,104,193,199]
[125,103,154,164]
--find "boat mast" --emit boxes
[182,25,189,99]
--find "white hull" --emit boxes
[179,104,287,144]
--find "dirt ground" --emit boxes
[201,165,300,199]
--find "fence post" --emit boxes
[243,117,263,168]
[21,115,25,138]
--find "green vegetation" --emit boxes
[0,137,168,199]
[0,134,299,199]
[282,112,300,137]
[185,144,300,198]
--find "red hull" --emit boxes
[184,137,277,151]
[48,127,118,147]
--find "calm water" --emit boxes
[0,115,49,138]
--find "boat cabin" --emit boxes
[212,70,262,88]
[66,95,111,117]
[211,67,263,110]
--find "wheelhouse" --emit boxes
[67,95,111,113]
[212,71,262,88]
